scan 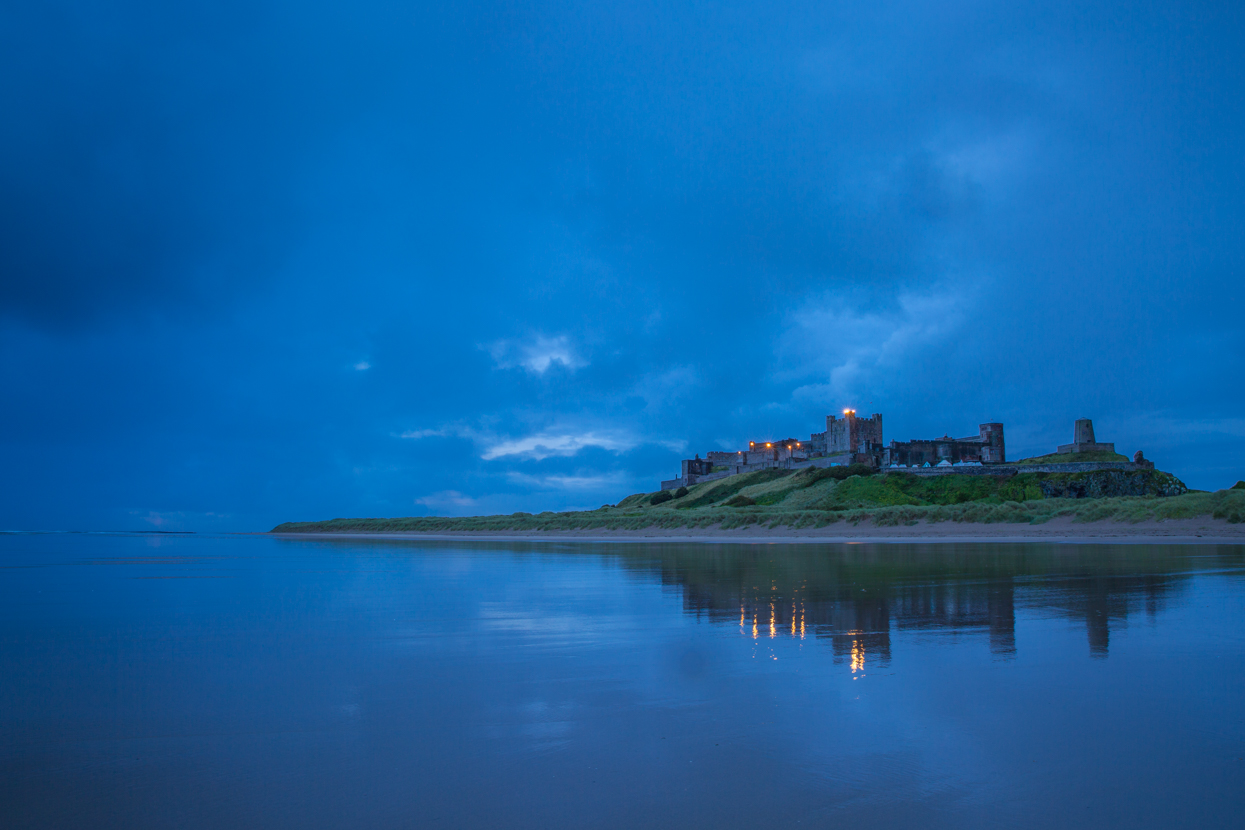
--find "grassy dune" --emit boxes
[273,468,1245,533]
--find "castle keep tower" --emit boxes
[825,410,884,464]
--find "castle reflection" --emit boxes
[619,543,1244,667]
[293,536,1245,672]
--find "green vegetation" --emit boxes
[274,466,1245,533]
[674,486,689,498]
[1013,450,1130,464]
[674,467,793,509]
[1233,481,1245,490]
[616,492,647,508]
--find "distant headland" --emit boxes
[272,410,1245,539]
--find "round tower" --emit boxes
[979,423,1005,463]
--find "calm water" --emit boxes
[2,534,1244,829]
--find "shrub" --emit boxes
[998,476,1044,502]
[754,490,792,506]
[796,463,878,488]
[1212,490,1245,523]
[650,491,673,505]
[1233,481,1245,490]
[674,486,689,498]
[724,495,756,507]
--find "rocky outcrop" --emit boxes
[1033,469,1187,499]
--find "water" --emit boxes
[2,533,1243,829]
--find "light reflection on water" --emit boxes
[1,534,1243,829]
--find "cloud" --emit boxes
[481,431,634,461]
[485,334,585,374]
[137,510,177,529]
[399,423,645,462]
[1114,414,1245,444]
[400,428,450,439]
[129,509,230,531]
[414,490,479,512]
[781,287,972,402]
[631,365,700,410]
[354,361,371,371]
[505,471,628,490]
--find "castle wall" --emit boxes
[893,461,1154,477]
[884,423,1005,467]
[681,458,714,477]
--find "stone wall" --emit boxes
[883,422,1006,467]
[891,461,1156,477]
[661,459,1170,493]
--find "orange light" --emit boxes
[766,443,771,447]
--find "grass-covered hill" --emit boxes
[273,466,1245,533]
[1013,450,1131,464]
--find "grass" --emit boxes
[1013,450,1130,464]
[673,468,794,509]
[273,469,1245,533]
[272,487,1245,533]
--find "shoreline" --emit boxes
[271,515,1245,545]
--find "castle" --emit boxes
[660,411,1148,490]
[882,423,1005,467]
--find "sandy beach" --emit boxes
[272,515,1245,545]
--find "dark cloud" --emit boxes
[1,0,1242,529]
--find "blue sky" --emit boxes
[2,0,1243,531]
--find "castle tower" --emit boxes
[1074,419,1096,445]
[825,409,884,460]
[979,423,1006,463]
[1057,418,1116,455]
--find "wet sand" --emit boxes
[273,515,1245,544]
